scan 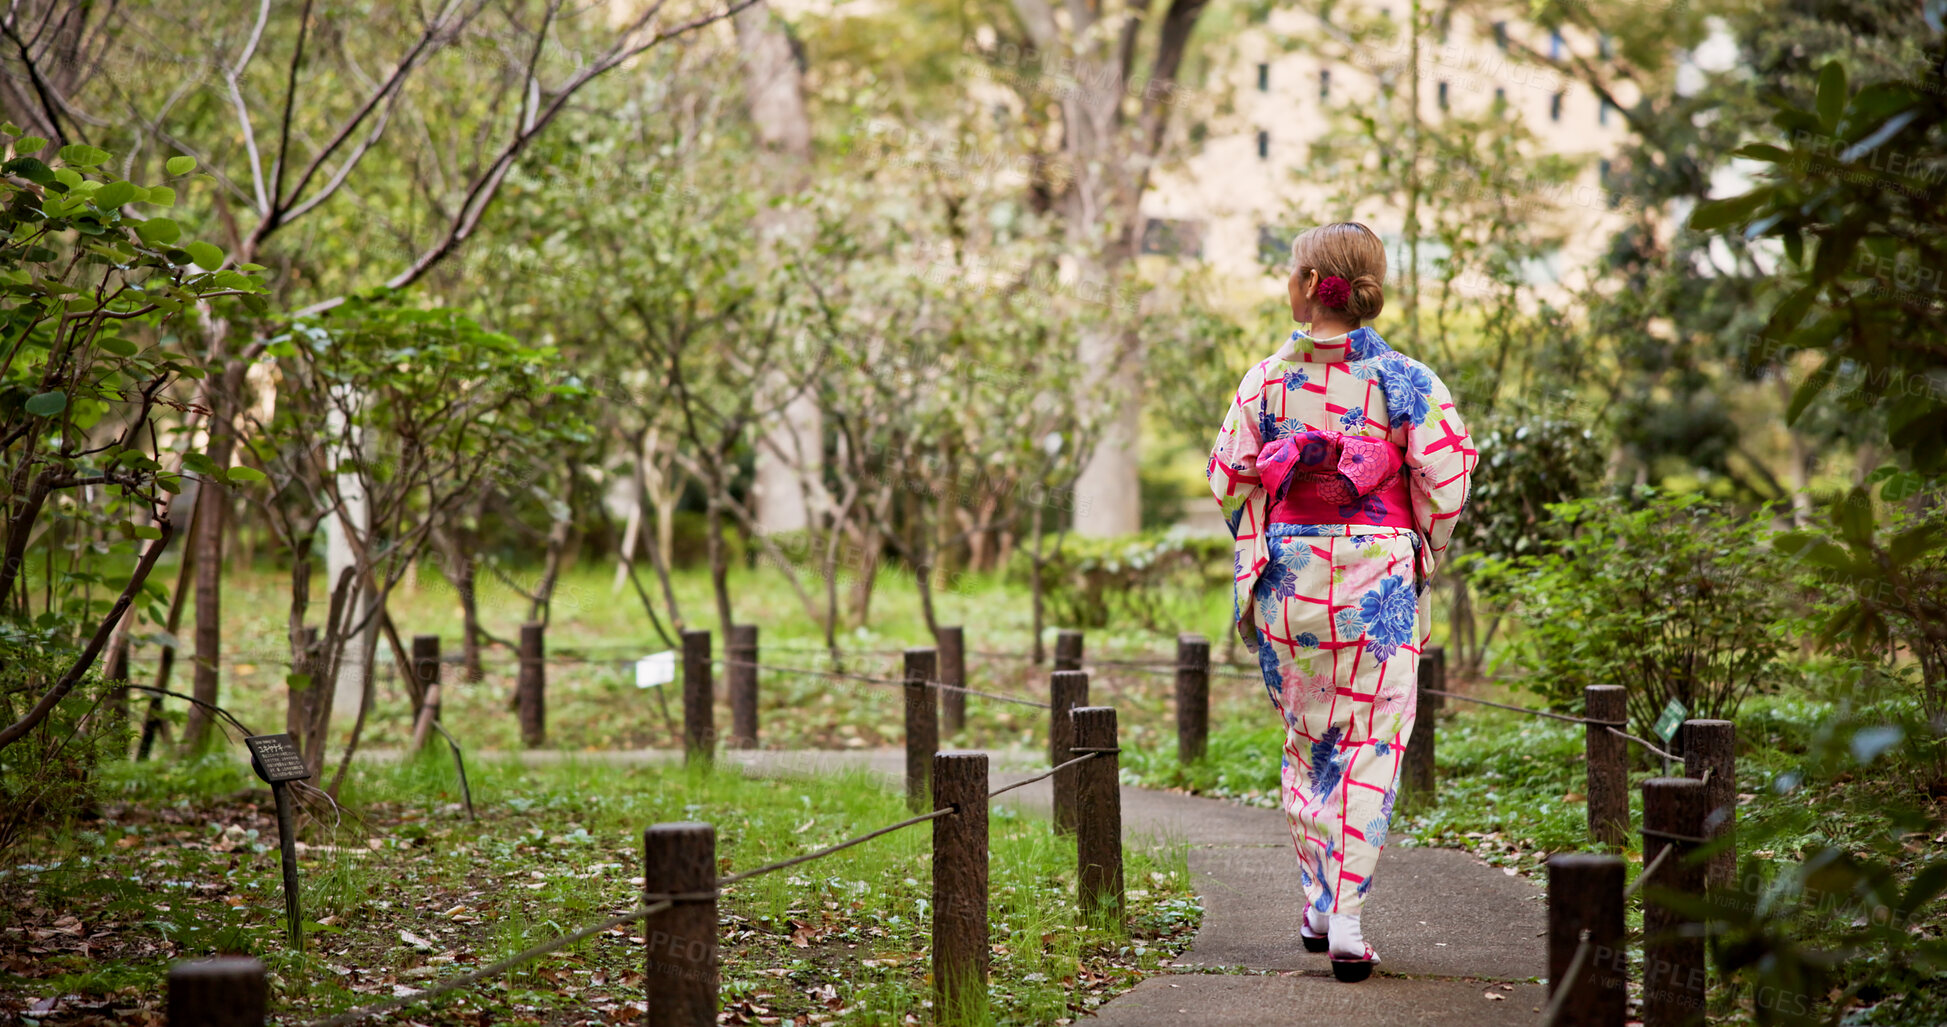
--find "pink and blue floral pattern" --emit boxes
[1208,326,1477,918]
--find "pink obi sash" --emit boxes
[1258,429,1414,528]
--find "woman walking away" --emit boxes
[1206,222,1476,983]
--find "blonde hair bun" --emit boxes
[1291,223,1387,324]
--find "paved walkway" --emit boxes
[379,747,1551,1022]
[718,748,1551,1024]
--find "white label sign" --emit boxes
[635,651,676,689]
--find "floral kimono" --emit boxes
[1206,326,1475,918]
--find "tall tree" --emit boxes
[977,0,1212,535]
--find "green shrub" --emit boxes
[1008,528,1230,631]
[1473,490,1796,737]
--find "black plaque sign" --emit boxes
[245,734,310,784]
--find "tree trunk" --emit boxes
[735,1,826,537]
[706,497,734,635]
[185,358,247,752]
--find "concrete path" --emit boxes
[373,747,1550,1022]
[720,748,1552,1024]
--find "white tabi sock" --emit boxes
[1328,912,1377,961]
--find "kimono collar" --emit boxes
[1278,326,1393,363]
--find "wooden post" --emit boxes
[1049,670,1089,834]
[1175,633,1209,764]
[904,648,939,812]
[1054,629,1083,671]
[937,625,967,736]
[168,957,267,1027]
[1073,706,1123,924]
[1683,719,1736,892]
[1586,685,1629,846]
[681,630,713,765]
[409,635,441,754]
[644,822,717,1027]
[517,622,545,749]
[727,624,758,749]
[1641,778,1708,1027]
[1404,665,1437,805]
[932,752,989,1025]
[271,781,302,949]
[1546,854,1627,1027]
[1422,644,1446,712]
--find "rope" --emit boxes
[716,807,955,887]
[119,685,258,738]
[307,798,965,1025]
[713,658,1050,709]
[1420,687,1624,727]
[305,900,674,1027]
[1538,931,1595,1026]
[1624,845,1675,899]
[986,752,1098,799]
[1640,827,1712,847]
[1608,726,1680,762]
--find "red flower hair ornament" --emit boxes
[1315,275,1352,309]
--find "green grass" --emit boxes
[3,751,1197,1026]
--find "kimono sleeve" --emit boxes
[1207,361,1272,634]
[1402,364,1477,583]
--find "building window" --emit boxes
[1257,130,1269,159]
[1493,21,1508,50]
[1258,224,1296,265]
[1494,86,1506,107]
[1257,63,1269,91]
[1599,34,1612,59]
[1141,218,1205,258]
[1550,92,1563,121]
[1598,98,1609,125]
[1549,30,1563,60]
[1319,69,1331,100]
[1437,80,1449,110]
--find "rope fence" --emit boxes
[170,696,1128,1027]
[148,619,1738,1027]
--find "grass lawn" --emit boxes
[123,557,1265,759]
[1,752,1197,1026]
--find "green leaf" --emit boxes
[185,240,223,269]
[145,186,175,207]
[13,135,46,153]
[134,217,181,246]
[131,523,163,541]
[165,155,196,176]
[1785,354,1838,425]
[93,180,136,209]
[181,452,218,476]
[1888,522,1946,567]
[1816,61,1847,131]
[1837,486,1874,548]
[3,156,53,184]
[24,391,67,417]
[99,336,137,357]
[286,672,313,692]
[1688,188,1772,232]
[58,143,111,167]
[1729,143,1789,163]
[223,466,266,484]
